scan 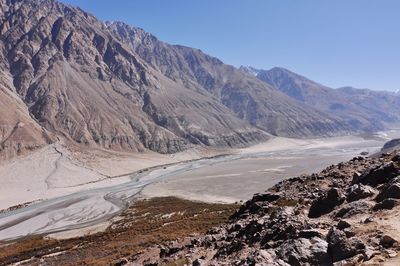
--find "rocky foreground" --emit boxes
[131,151,400,265]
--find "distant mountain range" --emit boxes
[240,66,400,132]
[0,0,397,159]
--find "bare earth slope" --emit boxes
[0,85,50,159]
[244,66,400,132]
[107,22,352,138]
[0,0,272,157]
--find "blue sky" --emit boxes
[60,0,400,91]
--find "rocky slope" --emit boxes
[132,150,400,265]
[381,138,400,154]
[107,22,352,138]
[0,0,272,157]
[241,66,400,132]
[0,85,51,159]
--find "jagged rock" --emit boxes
[256,250,290,266]
[373,198,400,211]
[343,228,356,238]
[278,237,331,266]
[336,220,351,230]
[363,248,381,261]
[299,229,323,239]
[380,235,398,248]
[237,219,264,243]
[251,192,281,203]
[375,181,400,202]
[392,153,400,162]
[192,258,206,266]
[346,184,376,202]
[353,162,400,186]
[327,228,366,262]
[215,240,245,257]
[309,188,345,218]
[336,201,372,218]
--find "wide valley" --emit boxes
[0,131,398,241]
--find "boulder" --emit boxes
[336,220,351,230]
[256,249,290,266]
[251,192,281,203]
[336,201,372,218]
[299,229,323,239]
[192,258,206,266]
[278,237,331,266]
[380,235,398,248]
[309,188,345,218]
[373,198,400,211]
[352,162,399,186]
[327,228,366,262]
[346,184,376,202]
[376,182,400,202]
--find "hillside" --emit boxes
[0,0,272,157]
[107,22,352,138]
[242,66,400,132]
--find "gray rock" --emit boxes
[380,235,398,248]
[336,201,372,218]
[251,193,281,203]
[256,249,290,266]
[309,188,345,218]
[192,258,206,266]
[299,229,323,239]
[278,237,331,266]
[327,228,366,262]
[353,162,399,186]
[346,184,376,202]
[373,198,400,211]
[376,182,400,202]
[336,220,351,230]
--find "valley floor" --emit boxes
[0,197,238,265]
[0,131,397,241]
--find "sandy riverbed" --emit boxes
[0,132,397,240]
[141,134,391,203]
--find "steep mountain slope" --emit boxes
[107,22,352,137]
[243,66,400,131]
[0,0,270,156]
[0,85,50,159]
[338,86,400,124]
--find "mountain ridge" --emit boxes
[241,65,400,132]
[107,21,353,137]
[0,0,383,159]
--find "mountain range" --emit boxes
[0,0,397,159]
[240,66,400,132]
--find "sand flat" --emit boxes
[0,132,396,240]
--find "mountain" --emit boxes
[243,66,400,131]
[0,85,51,159]
[107,22,351,137]
[0,0,355,158]
[337,86,400,124]
[0,0,272,157]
